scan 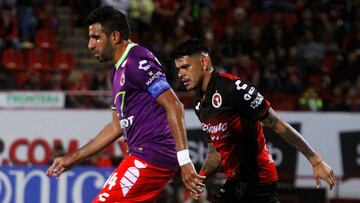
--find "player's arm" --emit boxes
[46,111,122,178]
[199,143,221,177]
[156,89,205,194]
[261,107,335,190]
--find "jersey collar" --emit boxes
[114,43,137,70]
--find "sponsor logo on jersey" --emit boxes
[120,73,125,86]
[120,115,134,128]
[146,71,162,86]
[250,93,264,109]
[235,80,247,90]
[138,60,151,71]
[209,133,231,141]
[202,122,228,134]
[212,92,222,108]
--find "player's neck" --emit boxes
[201,70,213,92]
[113,40,132,64]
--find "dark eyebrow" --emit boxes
[178,64,190,69]
[89,34,100,38]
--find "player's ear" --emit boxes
[201,55,209,71]
[111,31,121,44]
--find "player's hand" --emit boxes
[190,191,203,200]
[46,155,74,178]
[180,162,206,195]
[313,161,335,190]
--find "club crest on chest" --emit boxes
[120,73,125,86]
[212,91,222,108]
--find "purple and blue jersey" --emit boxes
[111,43,178,171]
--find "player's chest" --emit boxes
[112,68,131,93]
[195,90,233,122]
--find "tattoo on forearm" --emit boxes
[262,115,277,129]
[201,145,221,174]
[263,109,316,159]
[280,127,315,158]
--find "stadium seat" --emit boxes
[53,49,75,71]
[27,48,50,71]
[1,49,25,70]
[35,29,57,50]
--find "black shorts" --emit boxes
[210,179,280,203]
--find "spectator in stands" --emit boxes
[298,30,325,69]
[66,70,93,108]
[26,71,43,90]
[298,87,323,111]
[49,72,65,90]
[128,0,154,38]
[0,4,20,50]
[152,0,179,35]
[1,1,360,113]
[261,51,283,92]
[327,84,350,111]
[232,7,253,44]
[16,0,37,48]
[36,4,59,32]
[101,0,129,14]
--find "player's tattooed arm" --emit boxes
[262,107,336,190]
[262,107,318,162]
[200,143,221,176]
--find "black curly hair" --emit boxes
[85,6,130,40]
[170,39,210,59]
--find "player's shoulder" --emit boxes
[217,72,240,81]
[129,44,155,60]
[216,72,241,89]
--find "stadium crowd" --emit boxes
[1,0,360,111]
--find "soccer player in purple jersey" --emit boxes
[46,6,205,202]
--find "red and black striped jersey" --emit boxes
[194,71,278,183]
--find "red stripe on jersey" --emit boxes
[219,72,240,80]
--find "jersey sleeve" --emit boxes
[128,50,171,99]
[231,79,270,120]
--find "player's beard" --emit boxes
[192,74,204,91]
[96,41,114,63]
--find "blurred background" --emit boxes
[1,0,360,202]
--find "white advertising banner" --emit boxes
[0,110,359,199]
[0,91,65,109]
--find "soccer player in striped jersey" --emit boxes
[170,39,335,203]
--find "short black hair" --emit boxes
[85,6,130,40]
[170,39,210,59]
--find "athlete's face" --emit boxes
[175,55,205,90]
[88,23,114,62]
